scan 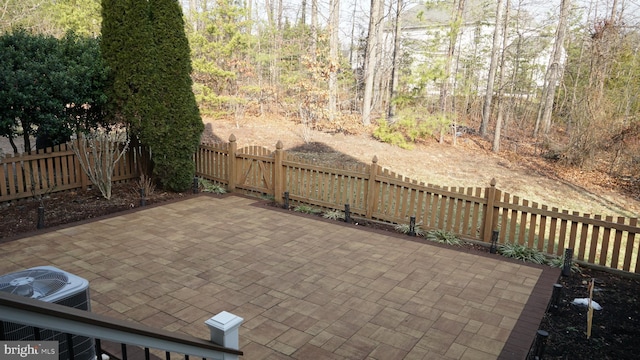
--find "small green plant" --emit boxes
[498,243,547,264]
[394,223,425,236]
[323,209,345,220]
[294,204,322,215]
[425,229,462,246]
[198,178,227,194]
[547,255,582,273]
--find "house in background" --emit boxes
[380,0,556,114]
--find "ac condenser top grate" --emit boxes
[0,268,69,299]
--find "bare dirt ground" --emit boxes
[202,115,640,218]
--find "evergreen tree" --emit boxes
[148,0,204,191]
[100,0,156,135]
[101,0,203,192]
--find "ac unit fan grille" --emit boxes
[0,269,68,299]
[0,266,94,360]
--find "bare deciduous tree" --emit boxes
[480,0,505,136]
[362,0,384,126]
[70,129,130,200]
[534,0,571,137]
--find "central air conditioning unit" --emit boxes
[0,266,96,360]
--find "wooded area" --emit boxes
[1,0,639,182]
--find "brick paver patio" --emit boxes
[0,195,559,359]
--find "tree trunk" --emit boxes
[349,0,357,68]
[387,0,403,121]
[492,0,510,152]
[534,0,571,137]
[441,0,465,116]
[189,0,197,31]
[311,0,318,57]
[301,0,307,25]
[479,0,505,136]
[328,0,340,122]
[277,0,283,30]
[362,0,383,126]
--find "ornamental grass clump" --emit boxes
[425,229,462,246]
[294,204,322,215]
[498,243,546,264]
[323,209,345,221]
[394,223,425,236]
[198,178,227,194]
[548,255,582,273]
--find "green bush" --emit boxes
[0,30,107,152]
[373,112,455,148]
[373,120,411,149]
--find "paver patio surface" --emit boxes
[0,195,559,359]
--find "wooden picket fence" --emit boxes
[2,137,638,273]
[0,143,142,202]
[196,136,640,274]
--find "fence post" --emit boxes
[227,135,237,193]
[273,140,284,205]
[365,156,379,219]
[482,178,499,243]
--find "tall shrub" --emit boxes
[148,0,204,191]
[101,0,203,191]
[100,0,156,135]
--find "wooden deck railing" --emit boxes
[195,136,640,274]
[0,292,243,360]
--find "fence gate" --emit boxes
[234,146,275,196]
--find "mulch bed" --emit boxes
[0,182,188,241]
[540,267,640,359]
[1,186,639,359]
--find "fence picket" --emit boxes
[538,205,548,252]
[547,208,559,255]
[471,188,482,239]
[578,215,590,261]
[445,188,456,232]
[588,215,602,263]
[506,195,518,244]
[623,218,638,271]
[528,202,539,249]
[600,216,614,266]
[611,217,625,268]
